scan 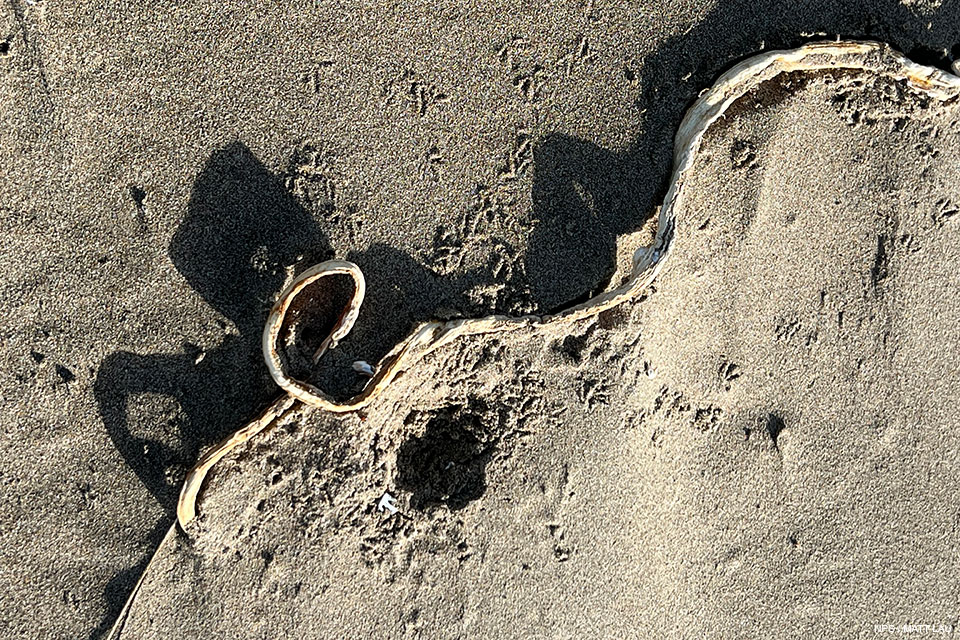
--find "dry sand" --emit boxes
[2,2,960,639]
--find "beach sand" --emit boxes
[1,2,959,638]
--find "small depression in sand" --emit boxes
[396,401,496,512]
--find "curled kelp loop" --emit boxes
[263,260,366,410]
[174,41,960,532]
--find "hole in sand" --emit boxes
[766,413,786,447]
[396,404,495,511]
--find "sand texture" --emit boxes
[1,2,960,639]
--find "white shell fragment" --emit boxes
[352,360,375,376]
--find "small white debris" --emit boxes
[352,360,375,376]
[377,492,398,515]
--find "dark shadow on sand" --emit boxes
[524,0,960,311]
[96,142,331,513]
[92,143,487,636]
[92,142,332,638]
